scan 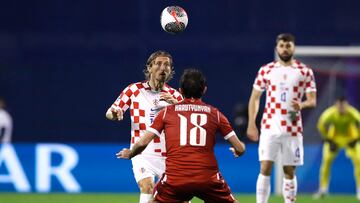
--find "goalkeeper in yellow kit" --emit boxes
[314,96,360,200]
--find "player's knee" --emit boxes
[139,184,153,194]
[138,181,154,193]
[283,166,295,178]
[260,162,273,176]
[260,167,272,176]
[322,155,334,164]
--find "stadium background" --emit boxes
[1,0,360,199]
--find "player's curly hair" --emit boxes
[180,69,206,99]
[143,50,175,82]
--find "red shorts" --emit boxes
[153,172,236,203]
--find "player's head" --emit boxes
[179,69,207,99]
[335,95,348,114]
[144,50,175,83]
[276,33,295,63]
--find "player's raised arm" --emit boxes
[247,88,262,141]
[116,131,157,159]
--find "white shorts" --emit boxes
[258,134,304,166]
[131,155,165,183]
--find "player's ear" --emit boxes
[147,64,152,72]
[202,86,207,96]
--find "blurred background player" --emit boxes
[0,98,13,143]
[314,96,360,200]
[105,50,183,203]
[117,69,246,203]
[247,33,317,203]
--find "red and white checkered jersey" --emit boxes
[111,81,183,158]
[253,60,316,136]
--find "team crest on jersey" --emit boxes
[153,99,159,106]
[140,167,146,174]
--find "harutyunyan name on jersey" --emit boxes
[253,60,316,136]
[111,81,183,158]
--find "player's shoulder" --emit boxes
[163,84,179,94]
[120,81,150,97]
[324,106,337,115]
[293,60,313,71]
[199,101,223,117]
[258,61,277,74]
[348,105,360,114]
[261,61,277,69]
[127,81,150,90]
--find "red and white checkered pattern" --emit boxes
[112,81,183,157]
[253,60,316,136]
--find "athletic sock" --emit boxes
[282,177,297,203]
[256,173,271,203]
[139,193,152,203]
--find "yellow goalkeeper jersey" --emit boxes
[317,105,360,145]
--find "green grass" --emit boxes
[0,193,358,203]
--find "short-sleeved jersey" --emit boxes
[253,60,317,136]
[318,105,360,140]
[111,81,183,158]
[148,98,236,183]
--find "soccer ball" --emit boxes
[160,6,188,34]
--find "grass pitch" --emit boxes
[0,193,358,203]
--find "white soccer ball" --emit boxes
[160,6,188,34]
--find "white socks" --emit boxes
[139,193,152,203]
[256,173,271,203]
[283,177,297,203]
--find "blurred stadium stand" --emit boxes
[1,1,360,143]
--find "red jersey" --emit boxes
[148,98,236,183]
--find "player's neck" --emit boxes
[279,59,294,67]
[148,79,165,92]
[185,97,202,102]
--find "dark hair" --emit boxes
[336,95,346,102]
[179,69,206,99]
[276,33,295,44]
[143,50,175,82]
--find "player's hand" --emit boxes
[115,107,123,120]
[247,124,259,141]
[291,99,302,112]
[106,107,123,121]
[116,148,131,159]
[160,92,178,104]
[229,147,245,158]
